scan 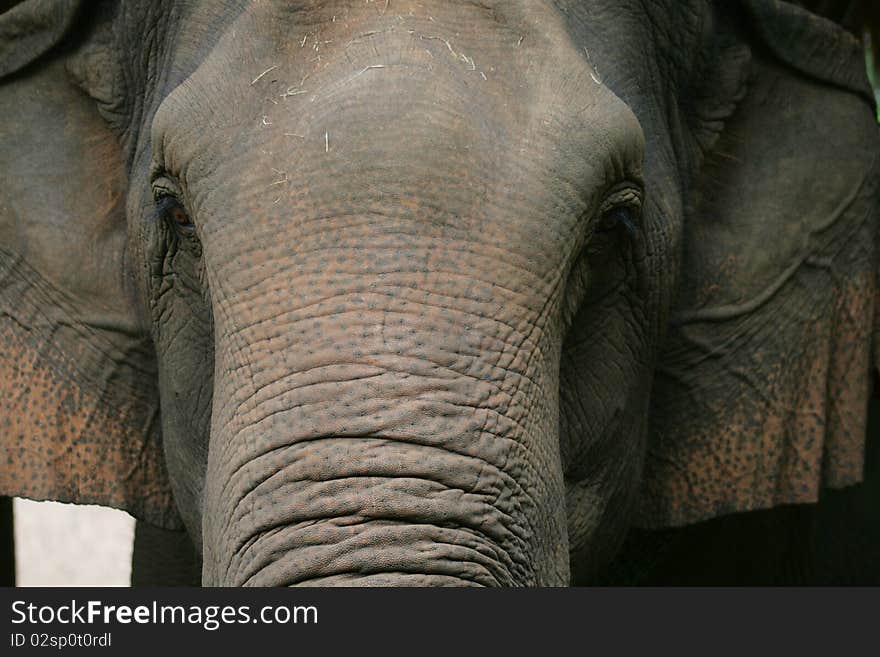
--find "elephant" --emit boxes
[0,0,878,586]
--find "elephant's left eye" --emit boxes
[156,196,195,235]
[596,184,642,240]
[599,206,638,238]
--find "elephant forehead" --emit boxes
[152,0,643,189]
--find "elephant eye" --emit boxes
[156,195,195,235]
[599,206,639,238]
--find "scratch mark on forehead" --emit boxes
[583,48,602,84]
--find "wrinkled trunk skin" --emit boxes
[154,2,640,586]
[195,126,579,584]
[201,251,570,585]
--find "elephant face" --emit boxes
[143,1,652,585]
[1,0,877,586]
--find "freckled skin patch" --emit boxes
[643,275,872,526]
[0,52,182,532]
[641,50,879,529]
[0,267,178,530]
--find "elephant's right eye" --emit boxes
[156,196,196,236]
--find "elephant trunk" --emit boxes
[199,266,571,586]
[189,22,589,583]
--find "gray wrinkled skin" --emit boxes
[0,0,877,586]
[149,1,656,586]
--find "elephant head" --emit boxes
[1,0,877,585]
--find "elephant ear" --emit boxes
[0,1,181,528]
[639,0,880,528]
[0,0,81,77]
